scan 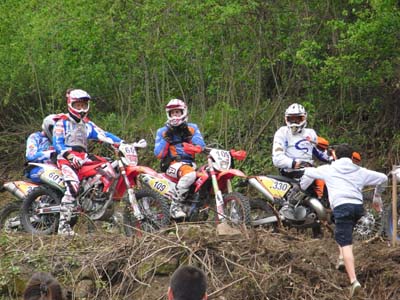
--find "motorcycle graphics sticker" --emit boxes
[259,177,290,198]
[15,181,38,195]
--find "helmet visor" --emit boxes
[286,115,305,124]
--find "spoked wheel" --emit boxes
[122,188,170,237]
[249,198,279,230]
[353,203,384,241]
[222,192,251,227]
[20,187,62,235]
[0,201,23,233]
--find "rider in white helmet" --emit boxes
[25,114,59,182]
[154,99,206,219]
[272,103,330,197]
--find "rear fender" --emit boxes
[2,181,39,199]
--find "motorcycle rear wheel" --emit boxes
[20,187,62,235]
[0,201,23,233]
[222,192,251,226]
[122,188,170,237]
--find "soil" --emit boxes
[0,223,399,300]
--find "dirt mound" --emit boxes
[0,224,399,300]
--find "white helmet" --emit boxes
[165,99,188,127]
[285,103,307,134]
[42,114,57,140]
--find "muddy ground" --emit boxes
[0,221,399,300]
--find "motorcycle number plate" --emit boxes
[42,169,65,188]
[148,178,170,195]
[259,177,290,198]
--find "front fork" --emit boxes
[209,160,228,222]
[119,161,144,220]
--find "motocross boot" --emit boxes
[170,187,188,219]
[170,201,186,219]
[58,194,76,236]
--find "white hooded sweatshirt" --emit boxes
[302,157,387,209]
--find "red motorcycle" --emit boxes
[20,140,170,236]
[140,143,251,229]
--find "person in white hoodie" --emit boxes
[301,143,387,298]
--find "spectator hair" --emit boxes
[170,266,207,300]
[335,143,354,159]
[23,272,65,300]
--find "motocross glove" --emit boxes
[179,124,193,142]
[66,153,85,169]
[183,142,202,155]
[163,126,174,143]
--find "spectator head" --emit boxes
[23,272,65,300]
[334,143,354,160]
[168,266,207,300]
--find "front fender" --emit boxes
[217,169,246,181]
[217,169,247,192]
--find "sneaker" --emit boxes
[170,202,186,219]
[350,280,361,298]
[335,257,345,272]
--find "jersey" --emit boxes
[53,115,122,156]
[26,131,54,163]
[154,123,205,163]
[272,126,329,173]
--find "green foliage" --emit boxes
[0,0,399,171]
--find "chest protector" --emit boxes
[65,122,88,150]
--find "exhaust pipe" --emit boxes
[307,197,327,221]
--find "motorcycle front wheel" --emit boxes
[20,187,62,235]
[353,203,385,241]
[0,201,23,233]
[222,192,251,226]
[122,188,170,237]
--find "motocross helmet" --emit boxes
[285,103,307,134]
[67,89,91,120]
[42,114,57,140]
[165,99,188,127]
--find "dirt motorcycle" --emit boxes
[248,174,387,240]
[248,173,329,235]
[19,140,170,236]
[139,143,251,229]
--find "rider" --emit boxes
[53,89,123,235]
[25,114,58,182]
[154,99,206,219]
[272,103,330,198]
